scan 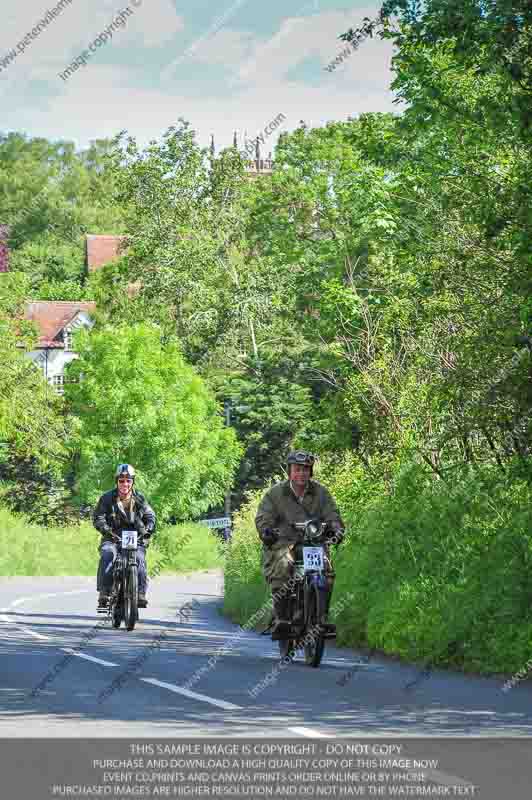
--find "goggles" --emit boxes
[288,450,315,466]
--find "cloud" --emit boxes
[0,2,398,156]
[232,7,393,87]
[0,0,183,95]
[182,29,255,68]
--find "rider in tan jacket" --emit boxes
[255,450,345,638]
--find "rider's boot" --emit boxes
[291,605,305,635]
[138,592,148,608]
[97,591,110,609]
[271,597,291,640]
[320,589,336,636]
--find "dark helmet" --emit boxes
[115,463,135,481]
[287,450,315,476]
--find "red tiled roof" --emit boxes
[24,301,96,348]
[86,234,127,272]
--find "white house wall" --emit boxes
[26,348,80,383]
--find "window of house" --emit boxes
[63,329,73,350]
[52,375,65,394]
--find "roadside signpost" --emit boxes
[198,517,231,529]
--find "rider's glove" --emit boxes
[259,527,279,546]
[134,518,147,537]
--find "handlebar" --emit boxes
[292,520,327,542]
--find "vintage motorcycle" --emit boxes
[277,519,336,668]
[106,530,140,631]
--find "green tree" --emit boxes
[0,272,73,522]
[66,323,242,520]
[1,133,123,300]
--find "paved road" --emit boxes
[1,573,531,797]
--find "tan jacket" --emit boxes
[255,479,343,584]
[255,479,343,543]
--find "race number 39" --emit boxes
[303,546,324,571]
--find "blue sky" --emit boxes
[0,0,398,153]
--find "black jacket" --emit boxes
[92,488,156,544]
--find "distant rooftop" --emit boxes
[25,300,96,347]
[86,234,127,272]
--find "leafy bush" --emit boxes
[223,490,269,627]
[224,459,532,675]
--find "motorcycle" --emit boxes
[278,519,336,668]
[106,530,140,631]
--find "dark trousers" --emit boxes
[97,541,148,594]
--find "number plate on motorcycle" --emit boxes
[303,546,324,571]
[121,530,138,549]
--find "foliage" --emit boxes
[225,458,532,675]
[0,132,124,298]
[0,272,71,523]
[0,509,223,576]
[222,489,270,626]
[65,322,242,520]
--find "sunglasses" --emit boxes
[118,477,133,483]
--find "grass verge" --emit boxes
[0,509,224,576]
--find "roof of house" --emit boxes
[86,234,127,272]
[24,300,96,348]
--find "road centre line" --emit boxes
[61,648,119,667]
[140,677,242,710]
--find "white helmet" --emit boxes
[115,463,135,481]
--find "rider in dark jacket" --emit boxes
[93,464,156,609]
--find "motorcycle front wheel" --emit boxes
[278,638,296,660]
[304,585,325,667]
[111,589,123,628]
[124,564,138,631]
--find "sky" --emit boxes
[0,0,398,154]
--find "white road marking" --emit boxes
[61,648,118,667]
[289,726,333,738]
[1,588,93,641]
[20,627,51,640]
[140,677,242,710]
[1,611,52,639]
[10,589,92,608]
